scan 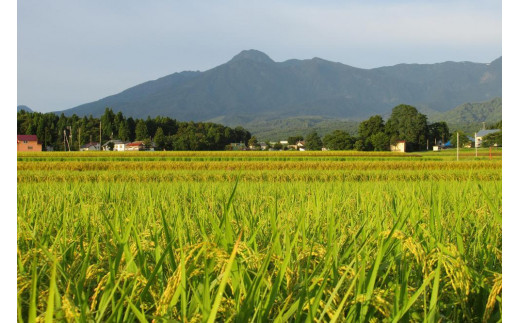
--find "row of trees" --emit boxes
[17,108,251,151]
[285,105,447,151]
[287,104,501,152]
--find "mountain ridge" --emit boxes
[57,50,502,123]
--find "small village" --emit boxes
[17,127,501,153]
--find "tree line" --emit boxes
[269,104,501,151]
[17,108,252,151]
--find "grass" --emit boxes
[17,150,502,322]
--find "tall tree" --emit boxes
[358,115,385,139]
[428,122,450,145]
[135,120,149,141]
[100,108,116,140]
[482,131,502,147]
[385,104,429,151]
[322,130,354,150]
[154,127,166,150]
[118,121,130,141]
[305,131,323,151]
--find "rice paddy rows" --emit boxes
[17,151,502,322]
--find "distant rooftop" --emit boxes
[476,129,500,137]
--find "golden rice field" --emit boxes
[17,149,502,322]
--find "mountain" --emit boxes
[423,97,502,134]
[17,105,33,113]
[429,97,502,124]
[60,50,502,123]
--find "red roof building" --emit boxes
[125,141,145,151]
[17,135,42,152]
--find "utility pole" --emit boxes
[68,126,72,151]
[456,132,459,161]
[99,121,102,151]
[78,127,81,150]
[63,129,70,151]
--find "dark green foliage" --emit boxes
[385,105,429,151]
[272,142,283,150]
[428,122,450,145]
[305,131,323,151]
[248,136,259,149]
[358,115,385,139]
[17,109,251,151]
[118,121,130,142]
[354,140,365,151]
[154,127,166,150]
[135,120,149,141]
[288,135,304,145]
[482,131,502,147]
[322,130,354,150]
[369,133,390,151]
[450,131,472,147]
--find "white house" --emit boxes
[102,140,124,151]
[390,141,406,153]
[114,142,128,151]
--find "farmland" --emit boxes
[17,150,502,322]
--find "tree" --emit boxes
[118,121,130,142]
[305,131,323,151]
[354,139,365,151]
[385,104,429,151]
[143,138,153,150]
[369,132,390,151]
[135,120,149,141]
[358,115,385,139]
[322,130,354,150]
[428,122,450,145]
[450,131,471,148]
[154,127,166,150]
[482,131,502,147]
[288,135,304,145]
[101,108,116,140]
[273,142,283,150]
[248,136,259,149]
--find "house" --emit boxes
[80,142,100,151]
[125,141,145,151]
[17,135,42,152]
[102,140,124,151]
[279,140,289,145]
[114,142,128,151]
[229,143,247,150]
[390,141,406,153]
[475,129,500,148]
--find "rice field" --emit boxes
[17,150,502,322]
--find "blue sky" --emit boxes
[17,0,502,112]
